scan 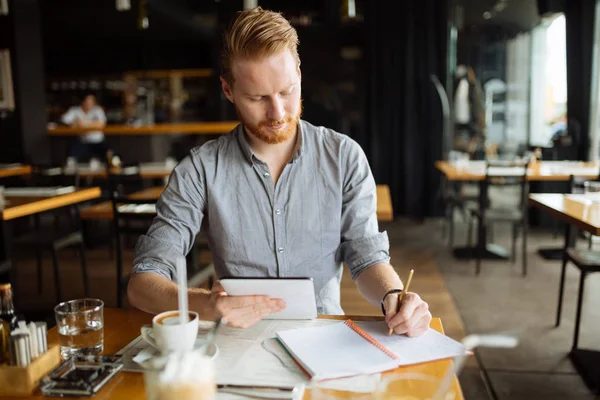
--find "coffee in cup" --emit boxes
[141,310,200,354]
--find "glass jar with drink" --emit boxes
[54,298,104,359]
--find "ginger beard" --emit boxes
[237,99,303,145]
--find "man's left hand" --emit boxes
[383,292,432,337]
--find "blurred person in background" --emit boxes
[453,65,486,159]
[61,93,107,162]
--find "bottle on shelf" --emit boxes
[534,147,543,162]
[0,283,18,331]
[106,149,115,168]
[0,318,9,364]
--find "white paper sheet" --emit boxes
[276,322,398,380]
[214,319,339,386]
[116,319,338,386]
[355,321,467,366]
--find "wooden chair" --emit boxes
[111,192,156,307]
[13,205,89,303]
[107,163,143,197]
[467,160,530,275]
[441,177,478,248]
[555,249,600,350]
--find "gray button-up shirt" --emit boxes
[133,120,390,314]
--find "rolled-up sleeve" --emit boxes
[336,140,390,280]
[132,153,205,281]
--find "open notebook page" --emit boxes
[276,321,398,380]
[355,321,467,366]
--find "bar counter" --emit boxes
[48,121,239,136]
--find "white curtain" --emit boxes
[505,32,531,151]
[529,25,549,147]
[589,0,600,161]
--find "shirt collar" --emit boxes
[237,124,256,165]
[237,120,305,165]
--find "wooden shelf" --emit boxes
[48,121,238,136]
[124,69,213,79]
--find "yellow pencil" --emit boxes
[388,269,414,335]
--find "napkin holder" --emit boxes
[0,345,61,396]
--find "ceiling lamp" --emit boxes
[0,0,8,16]
[243,0,258,10]
[138,0,149,30]
[116,0,131,11]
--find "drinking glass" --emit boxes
[54,299,104,359]
[142,351,216,400]
[583,181,600,194]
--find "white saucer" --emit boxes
[132,341,218,365]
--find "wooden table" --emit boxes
[435,160,600,181]
[63,163,174,180]
[48,122,238,136]
[376,184,393,222]
[0,187,102,261]
[81,185,394,222]
[529,194,600,236]
[81,187,163,220]
[1,187,101,221]
[12,308,463,399]
[0,164,32,179]
[529,193,600,393]
[436,160,600,262]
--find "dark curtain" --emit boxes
[363,0,449,219]
[564,0,596,160]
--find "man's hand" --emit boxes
[383,292,431,337]
[209,281,286,328]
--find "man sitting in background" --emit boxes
[61,93,107,162]
[128,7,432,336]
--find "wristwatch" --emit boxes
[380,289,403,316]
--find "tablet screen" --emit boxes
[219,277,318,320]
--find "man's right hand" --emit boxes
[209,280,286,328]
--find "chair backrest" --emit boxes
[569,167,600,194]
[107,163,143,197]
[110,192,156,308]
[31,164,80,188]
[110,192,157,237]
[483,158,530,210]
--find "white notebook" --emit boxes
[276,320,467,380]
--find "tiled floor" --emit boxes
[382,214,600,400]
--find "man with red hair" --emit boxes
[129,7,431,337]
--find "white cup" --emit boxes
[141,311,200,354]
[89,158,100,170]
[165,157,177,169]
[66,157,77,168]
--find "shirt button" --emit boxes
[275,209,281,215]
[264,172,270,178]
[278,247,284,253]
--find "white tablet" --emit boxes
[219,277,318,320]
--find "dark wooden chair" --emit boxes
[111,192,156,307]
[467,160,530,275]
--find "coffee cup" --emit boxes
[141,311,199,354]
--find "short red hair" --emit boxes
[220,7,300,85]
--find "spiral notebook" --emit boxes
[276,319,467,380]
